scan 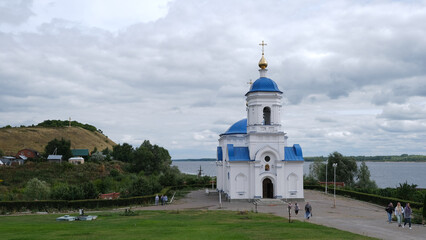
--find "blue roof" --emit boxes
[227,144,250,161]
[284,144,304,161]
[221,119,247,136]
[246,77,282,95]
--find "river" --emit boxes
[171,160,426,188]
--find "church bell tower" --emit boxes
[246,41,284,135]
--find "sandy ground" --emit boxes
[138,189,426,240]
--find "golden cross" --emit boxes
[247,79,253,85]
[259,40,267,55]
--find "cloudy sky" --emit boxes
[1,0,426,159]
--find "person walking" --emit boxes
[394,202,404,227]
[305,202,312,220]
[161,195,164,205]
[155,194,159,206]
[294,202,299,215]
[403,203,412,229]
[385,202,394,223]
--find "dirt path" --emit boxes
[137,189,426,240]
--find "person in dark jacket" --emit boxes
[403,203,412,229]
[305,202,312,220]
[294,202,299,215]
[385,202,394,223]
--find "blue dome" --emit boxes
[246,77,282,95]
[221,119,247,136]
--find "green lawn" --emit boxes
[0,210,376,240]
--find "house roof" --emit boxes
[227,144,251,161]
[71,149,89,156]
[284,144,304,161]
[47,155,63,160]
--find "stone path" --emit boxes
[138,189,426,240]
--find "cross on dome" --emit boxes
[259,40,267,55]
[258,40,268,69]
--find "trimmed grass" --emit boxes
[0,210,376,240]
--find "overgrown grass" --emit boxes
[0,210,376,240]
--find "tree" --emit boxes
[50,183,85,200]
[112,143,134,162]
[327,152,358,186]
[132,140,172,175]
[159,166,183,187]
[395,182,418,201]
[308,159,326,182]
[307,152,358,186]
[355,161,377,190]
[126,175,162,197]
[24,178,51,200]
[44,138,73,160]
[81,182,98,199]
[0,148,3,157]
[91,151,105,162]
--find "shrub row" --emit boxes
[0,184,212,213]
[0,187,171,213]
[304,185,423,209]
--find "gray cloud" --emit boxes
[1,0,426,158]
[0,0,33,25]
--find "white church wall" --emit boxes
[216,161,223,191]
[281,161,304,199]
[228,162,251,199]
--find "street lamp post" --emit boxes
[332,163,338,208]
[325,160,328,194]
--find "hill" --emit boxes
[0,126,116,155]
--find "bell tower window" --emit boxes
[263,107,271,125]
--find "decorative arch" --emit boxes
[287,173,298,192]
[263,107,271,125]
[254,145,280,162]
[235,173,247,193]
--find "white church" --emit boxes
[216,42,304,200]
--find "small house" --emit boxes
[68,157,84,165]
[71,149,90,158]
[99,192,120,200]
[16,149,40,159]
[47,155,63,163]
[0,157,14,166]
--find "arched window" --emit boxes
[263,107,271,125]
[265,164,270,171]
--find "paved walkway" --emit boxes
[139,189,426,240]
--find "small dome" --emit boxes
[221,119,247,136]
[246,77,282,94]
[258,55,268,69]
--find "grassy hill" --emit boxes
[0,126,116,155]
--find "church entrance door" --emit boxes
[262,178,273,198]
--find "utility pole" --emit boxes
[325,159,328,194]
[333,163,338,208]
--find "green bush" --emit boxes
[422,193,426,223]
[0,185,213,214]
